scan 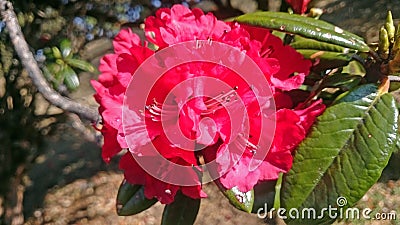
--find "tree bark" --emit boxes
[0,0,100,122]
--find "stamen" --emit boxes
[125,123,147,134]
[201,87,239,115]
[236,134,259,154]
[144,98,180,122]
[260,46,273,58]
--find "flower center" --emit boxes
[145,86,240,119]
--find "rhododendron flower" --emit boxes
[92,4,325,204]
[285,0,312,14]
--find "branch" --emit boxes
[0,0,100,122]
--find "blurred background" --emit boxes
[0,0,399,224]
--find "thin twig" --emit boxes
[0,0,99,122]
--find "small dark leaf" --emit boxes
[116,179,141,205]
[251,180,276,214]
[116,181,157,216]
[161,191,200,225]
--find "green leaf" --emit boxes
[116,179,141,205]
[271,30,286,41]
[45,63,61,76]
[214,180,254,213]
[161,191,200,225]
[296,49,353,62]
[334,83,378,104]
[296,49,352,70]
[290,37,350,53]
[60,39,72,58]
[281,84,398,224]
[62,65,79,90]
[116,181,157,216]
[52,46,62,59]
[234,12,369,52]
[43,47,55,60]
[389,81,400,92]
[273,173,283,209]
[46,63,63,85]
[65,58,95,72]
[342,60,366,77]
[321,73,362,89]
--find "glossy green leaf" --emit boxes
[116,181,157,216]
[234,12,369,52]
[215,180,254,213]
[62,65,79,90]
[281,84,398,224]
[60,39,72,58]
[243,11,366,44]
[65,58,95,72]
[161,192,200,225]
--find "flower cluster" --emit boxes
[91,4,325,204]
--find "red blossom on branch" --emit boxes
[91,4,325,203]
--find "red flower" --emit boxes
[285,0,312,14]
[92,4,325,203]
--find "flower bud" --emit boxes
[392,23,400,56]
[379,26,390,59]
[385,11,396,44]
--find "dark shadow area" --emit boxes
[22,120,120,219]
[314,0,400,43]
[379,151,400,182]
